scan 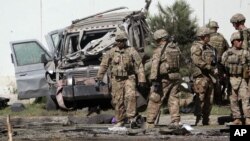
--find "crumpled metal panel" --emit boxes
[83,31,116,55]
[16,75,49,99]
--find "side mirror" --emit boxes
[41,54,48,63]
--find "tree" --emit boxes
[147,0,198,76]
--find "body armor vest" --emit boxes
[241,28,250,50]
[159,44,181,78]
[226,49,246,75]
[209,33,226,57]
[111,48,133,77]
[201,45,216,66]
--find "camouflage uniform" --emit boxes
[222,31,250,125]
[207,21,230,105]
[97,31,146,126]
[191,27,215,125]
[146,29,182,128]
[207,21,229,62]
[230,13,250,50]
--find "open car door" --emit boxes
[10,39,52,99]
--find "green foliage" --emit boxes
[148,0,197,45]
[0,103,88,116]
[147,0,198,76]
[211,105,231,115]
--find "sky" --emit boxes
[0,0,250,76]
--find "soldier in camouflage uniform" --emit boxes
[207,21,229,62]
[230,13,250,50]
[191,26,217,125]
[146,29,182,128]
[207,21,230,105]
[222,31,250,125]
[96,30,146,127]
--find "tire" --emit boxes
[46,95,58,111]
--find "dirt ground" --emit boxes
[0,113,231,141]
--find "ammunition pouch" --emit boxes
[111,67,128,77]
[228,64,243,75]
[159,62,169,75]
[168,72,181,80]
[243,65,249,79]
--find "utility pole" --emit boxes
[40,0,43,41]
[203,0,205,26]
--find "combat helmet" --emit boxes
[230,31,242,42]
[196,26,212,37]
[153,29,169,40]
[115,30,128,41]
[230,13,246,23]
[207,21,219,28]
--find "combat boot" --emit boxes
[168,121,182,129]
[194,116,201,126]
[245,118,250,125]
[128,117,137,129]
[227,119,242,125]
[145,122,155,129]
[202,117,209,125]
[114,121,124,127]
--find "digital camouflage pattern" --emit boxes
[240,27,250,49]
[153,29,169,40]
[115,30,128,41]
[190,36,215,125]
[230,13,246,23]
[207,21,230,105]
[221,32,250,124]
[208,29,229,62]
[196,26,212,37]
[230,13,250,50]
[97,44,146,122]
[207,21,219,28]
[147,40,182,125]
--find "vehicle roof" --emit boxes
[66,11,134,32]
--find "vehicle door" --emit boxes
[45,29,64,59]
[10,39,52,99]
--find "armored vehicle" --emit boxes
[10,2,151,110]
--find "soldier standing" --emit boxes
[191,26,217,125]
[207,21,230,105]
[146,29,182,129]
[207,21,229,62]
[96,30,146,127]
[222,31,250,125]
[230,13,250,49]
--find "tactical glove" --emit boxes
[151,81,160,92]
[138,82,146,88]
[95,80,103,91]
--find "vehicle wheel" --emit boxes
[46,95,58,111]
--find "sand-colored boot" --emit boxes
[114,121,124,127]
[168,121,182,129]
[227,119,242,126]
[245,118,250,125]
[145,122,155,129]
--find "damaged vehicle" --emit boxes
[10,1,151,111]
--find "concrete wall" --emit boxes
[0,75,33,104]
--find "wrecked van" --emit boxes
[10,2,151,110]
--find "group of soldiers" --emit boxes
[96,12,250,129]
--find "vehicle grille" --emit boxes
[69,69,98,78]
[89,69,98,77]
